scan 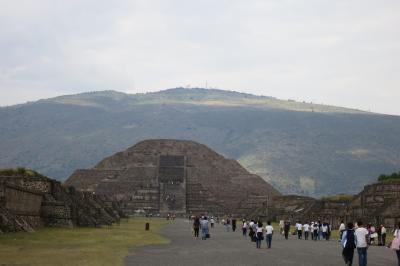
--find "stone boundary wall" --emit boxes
[256,182,400,230]
[0,175,122,233]
[0,181,43,231]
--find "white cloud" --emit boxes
[0,0,399,115]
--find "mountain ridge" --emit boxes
[1,88,399,197]
[2,88,374,115]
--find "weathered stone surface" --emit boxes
[0,173,123,233]
[256,182,400,229]
[66,139,281,217]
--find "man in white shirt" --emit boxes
[265,221,274,248]
[339,221,346,241]
[322,223,328,240]
[296,221,303,239]
[303,223,310,240]
[355,221,369,266]
[380,225,387,246]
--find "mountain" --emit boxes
[1,88,400,197]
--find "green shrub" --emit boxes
[378,171,400,182]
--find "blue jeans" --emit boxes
[201,228,208,240]
[357,247,367,266]
[255,238,261,248]
[266,234,272,248]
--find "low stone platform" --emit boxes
[125,219,397,266]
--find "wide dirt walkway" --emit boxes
[125,219,397,266]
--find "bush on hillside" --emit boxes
[377,171,400,183]
[0,168,48,179]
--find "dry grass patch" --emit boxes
[0,218,169,266]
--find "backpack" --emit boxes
[345,229,356,249]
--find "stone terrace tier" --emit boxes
[66,139,281,217]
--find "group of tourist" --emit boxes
[190,215,400,265]
[241,219,274,249]
[339,221,388,247]
[221,217,237,232]
[191,216,214,240]
[277,220,333,241]
[340,220,400,266]
[292,221,332,240]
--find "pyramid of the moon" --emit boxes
[65,139,281,216]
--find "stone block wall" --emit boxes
[0,181,43,232]
[41,201,72,227]
[0,174,122,233]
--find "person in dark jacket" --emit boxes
[284,221,291,240]
[341,222,357,266]
[193,216,200,238]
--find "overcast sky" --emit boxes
[1,0,399,115]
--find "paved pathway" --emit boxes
[125,219,398,266]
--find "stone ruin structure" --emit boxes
[0,174,122,233]
[256,182,400,229]
[349,182,400,228]
[66,139,281,217]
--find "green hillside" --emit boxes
[1,88,399,197]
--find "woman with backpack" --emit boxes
[255,221,264,249]
[341,222,357,266]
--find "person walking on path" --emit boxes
[310,222,314,240]
[193,216,200,238]
[279,220,284,235]
[210,217,215,228]
[339,221,346,241]
[313,222,319,241]
[226,218,231,232]
[341,222,357,266]
[284,221,290,240]
[296,221,303,239]
[265,221,274,248]
[322,223,328,240]
[355,221,369,266]
[390,222,400,266]
[326,223,331,241]
[255,221,264,249]
[200,217,209,240]
[303,222,310,240]
[380,225,387,246]
[318,221,322,240]
[242,220,248,237]
[232,218,237,232]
